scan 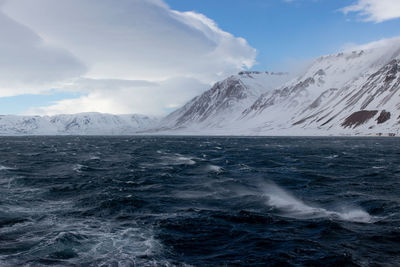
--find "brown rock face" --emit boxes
[376,110,391,124]
[341,110,378,128]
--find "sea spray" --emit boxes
[261,181,374,223]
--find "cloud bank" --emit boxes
[342,0,400,23]
[0,0,256,115]
[0,10,86,97]
[26,77,206,116]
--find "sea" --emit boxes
[0,136,399,266]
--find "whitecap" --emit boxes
[73,164,85,173]
[205,164,223,173]
[161,154,196,166]
[372,166,384,169]
[175,156,195,165]
[89,155,100,160]
[238,164,252,170]
[325,154,339,159]
[0,165,14,171]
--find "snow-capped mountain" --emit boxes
[0,113,159,135]
[155,38,400,136]
[156,71,291,131]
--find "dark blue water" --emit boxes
[0,136,400,266]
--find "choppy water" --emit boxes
[0,136,400,266]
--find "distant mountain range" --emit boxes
[0,113,158,135]
[2,39,400,136]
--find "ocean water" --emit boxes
[0,136,399,266]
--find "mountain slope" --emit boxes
[155,38,400,136]
[242,41,400,135]
[0,113,159,135]
[289,58,400,135]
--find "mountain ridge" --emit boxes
[154,38,400,136]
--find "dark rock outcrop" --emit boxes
[376,110,391,124]
[341,110,378,128]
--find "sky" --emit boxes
[0,0,399,116]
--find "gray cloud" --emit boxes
[0,10,86,97]
[2,0,256,83]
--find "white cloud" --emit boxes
[342,0,400,23]
[0,0,256,115]
[338,36,400,72]
[340,36,400,51]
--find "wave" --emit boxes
[324,154,339,159]
[72,164,85,173]
[0,165,14,171]
[162,154,196,166]
[261,182,375,223]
